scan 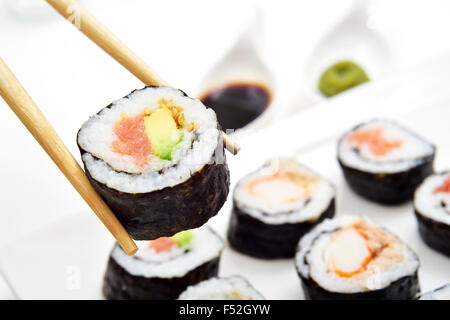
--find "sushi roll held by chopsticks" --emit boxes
[78,86,230,240]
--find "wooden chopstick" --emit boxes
[46,0,240,155]
[0,57,137,256]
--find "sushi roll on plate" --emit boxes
[417,284,450,300]
[103,226,224,300]
[414,171,450,256]
[77,86,230,239]
[338,120,435,204]
[295,216,420,300]
[228,159,335,259]
[178,276,265,300]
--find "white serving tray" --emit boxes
[0,55,449,299]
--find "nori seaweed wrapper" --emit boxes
[227,199,335,259]
[414,209,450,256]
[84,154,229,240]
[103,246,220,300]
[297,270,420,300]
[78,87,230,240]
[338,154,435,204]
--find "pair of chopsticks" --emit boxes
[0,0,240,256]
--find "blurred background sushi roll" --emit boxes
[417,283,450,300]
[77,86,230,239]
[102,226,224,300]
[178,275,265,300]
[338,120,435,204]
[295,215,421,300]
[414,171,450,256]
[227,159,335,259]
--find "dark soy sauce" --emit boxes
[200,83,271,131]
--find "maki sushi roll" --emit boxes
[414,171,450,256]
[295,216,420,300]
[178,276,265,300]
[103,226,224,300]
[77,86,230,239]
[418,284,450,300]
[227,159,335,259]
[338,120,435,204]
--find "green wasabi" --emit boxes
[318,61,369,97]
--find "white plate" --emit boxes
[1,56,450,299]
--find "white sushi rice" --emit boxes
[338,120,434,173]
[112,226,224,278]
[296,215,420,294]
[178,276,265,300]
[419,283,450,300]
[233,159,335,224]
[414,172,450,225]
[78,86,220,193]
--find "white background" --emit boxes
[0,0,450,299]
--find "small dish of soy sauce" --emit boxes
[196,11,279,136]
[199,81,272,132]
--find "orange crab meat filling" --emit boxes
[247,174,307,204]
[111,114,152,167]
[326,227,373,277]
[434,176,450,194]
[348,127,403,156]
[148,237,177,253]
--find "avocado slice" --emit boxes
[172,230,194,248]
[144,107,182,160]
